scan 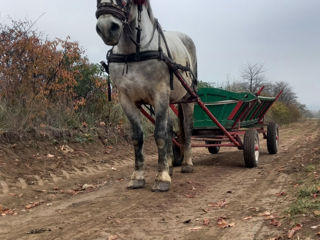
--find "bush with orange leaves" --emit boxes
[0,20,118,130]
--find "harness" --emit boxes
[96,0,197,91]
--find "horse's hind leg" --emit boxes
[152,100,171,192]
[120,96,145,189]
[181,103,194,173]
[167,117,174,176]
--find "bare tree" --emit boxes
[271,81,298,105]
[241,63,265,93]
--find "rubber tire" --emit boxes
[267,122,279,154]
[172,144,183,167]
[205,141,221,154]
[243,129,259,168]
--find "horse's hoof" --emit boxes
[181,165,193,173]
[127,179,145,189]
[169,167,173,177]
[151,181,171,192]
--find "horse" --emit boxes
[95,0,197,192]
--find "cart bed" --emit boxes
[193,88,276,130]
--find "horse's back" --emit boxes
[164,31,197,76]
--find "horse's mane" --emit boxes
[144,0,155,23]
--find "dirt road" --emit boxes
[0,120,319,240]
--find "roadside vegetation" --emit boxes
[0,20,123,136]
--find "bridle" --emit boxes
[96,0,147,25]
[96,0,133,23]
[96,0,149,59]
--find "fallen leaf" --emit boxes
[189,226,202,231]
[217,217,235,229]
[203,219,210,226]
[276,192,286,197]
[60,145,74,154]
[25,201,44,210]
[208,200,227,208]
[104,150,111,154]
[265,215,276,220]
[81,184,95,190]
[311,225,320,229]
[258,211,271,217]
[1,207,16,216]
[270,219,281,227]
[288,224,303,239]
[108,235,118,240]
[184,194,194,198]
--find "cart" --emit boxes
[139,79,282,168]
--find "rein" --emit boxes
[97,0,197,91]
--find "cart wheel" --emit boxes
[172,144,183,167]
[267,122,279,154]
[243,129,260,168]
[205,141,221,154]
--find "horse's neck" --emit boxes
[115,5,157,54]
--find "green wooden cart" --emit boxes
[172,86,282,168]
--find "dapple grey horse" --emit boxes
[96,0,197,191]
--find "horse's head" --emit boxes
[96,0,147,46]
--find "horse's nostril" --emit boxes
[110,23,120,32]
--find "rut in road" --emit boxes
[0,120,319,240]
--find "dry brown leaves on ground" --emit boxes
[288,224,303,239]
[203,219,210,226]
[108,235,119,240]
[189,226,203,232]
[0,205,17,216]
[217,217,235,229]
[25,200,45,210]
[208,199,228,208]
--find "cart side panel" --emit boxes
[193,88,277,130]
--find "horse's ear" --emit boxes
[133,0,147,5]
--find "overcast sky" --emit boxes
[1,0,319,110]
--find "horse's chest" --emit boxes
[110,61,169,101]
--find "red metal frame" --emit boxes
[138,68,282,151]
[227,101,243,120]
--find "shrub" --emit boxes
[0,19,121,131]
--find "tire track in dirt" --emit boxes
[0,120,319,240]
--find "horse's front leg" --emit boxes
[152,100,171,192]
[120,95,146,189]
